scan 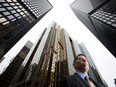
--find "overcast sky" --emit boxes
[1,0,116,87]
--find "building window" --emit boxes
[3,33,12,40]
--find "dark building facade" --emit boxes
[0,0,52,59]
[70,0,116,58]
[114,79,116,86]
[0,22,107,87]
[0,40,33,87]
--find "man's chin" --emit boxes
[80,69,86,73]
[77,68,86,73]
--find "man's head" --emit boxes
[73,54,89,74]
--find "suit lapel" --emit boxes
[73,73,89,87]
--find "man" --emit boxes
[60,54,106,87]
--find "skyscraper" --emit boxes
[0,22,106,87]
[0,0,52,59]
[0,40,33,87]
[70,0,116,58]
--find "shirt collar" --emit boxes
[76,71,86,80]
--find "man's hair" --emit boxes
[73,54,87,64]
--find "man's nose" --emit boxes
[82,59,86,62]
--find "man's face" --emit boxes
[73,55,89,73]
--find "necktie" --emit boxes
[85,76,95,87]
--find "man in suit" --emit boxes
[60,54,106,87]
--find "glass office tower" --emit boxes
[70,0,116,58]
[0,22,106,87]
[0,40,33,87]
[0,0,52,59]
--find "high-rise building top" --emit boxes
[0,22,107,87]
[0,0,52,59]
[20,0,52,18]
[70,0,116,58]
[90,0,116,28]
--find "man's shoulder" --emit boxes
[60,75,76,87]
[60,74,82,87]
[62,74,75,81]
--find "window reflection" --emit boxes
[11,10,16,13]
[7,15,14,19]
[14,13,20,17]
[6,0,12,2]
[13,6,18,9]
[0,8,6,11]
[16,3,20,5]
[0,0,6,2]
[7,7,13,10]
[12,0,17,2]
[10,3,15,5]
[3,21,9,25]
[0,18,7,22]
[3,3,9,6]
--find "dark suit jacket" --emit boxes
[60,73,106,87]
